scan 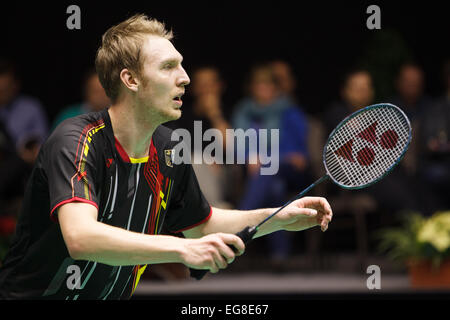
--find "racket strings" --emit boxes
[353,107,407,185]
[327,110,379,186]
[380,107,410,167]
[325,105,410,188]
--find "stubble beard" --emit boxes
[141,100,182,126]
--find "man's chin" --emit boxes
[164,108,182,122]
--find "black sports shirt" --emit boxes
[0,108,211,299]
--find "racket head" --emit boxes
[322,103,412,190]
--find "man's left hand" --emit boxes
[274,196,333,232]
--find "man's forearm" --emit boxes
[58,203,186,267]
[195,207,281,239]
[70,221,186,266]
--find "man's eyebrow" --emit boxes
[160,56,183,66]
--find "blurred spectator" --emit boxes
[271,59,325,187]
[320,69,378,259]
[232,62,310,267]
[391,63,432,120]
[386,62,437,215]
[0,59,49,210]
[323,68,375,132]
[324,68,423,216]
[271,60,298,101]
[167,65,235,209]
[0,59,48,159]
[388,63,433,175]
[170,65,229,144]
[416,60,450,212]
[52,68,110,130]
[0,59,49,258]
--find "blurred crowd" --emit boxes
[1,55,449,272]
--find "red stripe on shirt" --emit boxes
[171,206,213,234]
[74,120,104,166]
[114,137,131,163]
[115,137,155,164]
[50,197,99,222]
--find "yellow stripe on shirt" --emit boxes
[129,156,149,164]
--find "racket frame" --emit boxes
[322,103,412,190]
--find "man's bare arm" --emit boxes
[58,202,184,265]
[183,197,333,240]
[58,202,244,273]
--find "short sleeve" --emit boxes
[164,163,212,233]
[43,121,102,221]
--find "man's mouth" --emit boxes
[173,93,183,107]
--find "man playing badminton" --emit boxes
[0,14,332,299]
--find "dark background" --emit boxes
[0,1,448,120]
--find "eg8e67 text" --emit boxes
[225,304,269,315]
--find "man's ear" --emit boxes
[119,68,140,93]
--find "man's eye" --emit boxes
[163,64,174,69]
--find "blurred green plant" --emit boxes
[377,211,450,268]
[358,28,414,101]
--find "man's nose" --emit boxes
[178,67,190,87]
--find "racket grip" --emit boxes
[190,226,257,280]
[235,225,257,244]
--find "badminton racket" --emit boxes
[191,103,412,280]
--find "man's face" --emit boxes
[343,72,374,109]
[192,69,223,98]
[250,70,278,106]
[271,61,296,96]
[136,35,190,122]
[397,66,423,102]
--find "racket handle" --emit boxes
[235,225,257,244]
[190,226,257,280]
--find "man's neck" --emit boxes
[108,100,159,159]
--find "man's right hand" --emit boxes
[180,233,245,273]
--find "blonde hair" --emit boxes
[95,14,173,102]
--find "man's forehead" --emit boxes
[142,35,183,63]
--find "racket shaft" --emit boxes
[192,175,328,280]
[256,175,329,228]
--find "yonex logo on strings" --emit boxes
[334,121,399,166]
